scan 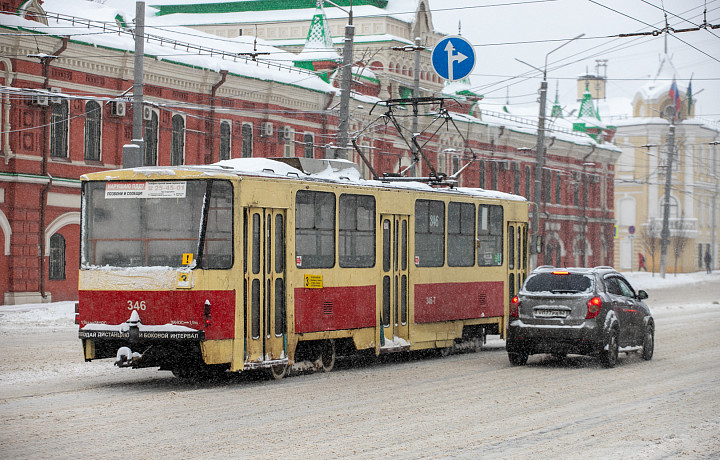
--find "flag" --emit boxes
[668,78,680,121]
[686,78,693,116]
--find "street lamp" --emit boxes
[516,33,584,266]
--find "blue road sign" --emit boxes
[431,36,476,82]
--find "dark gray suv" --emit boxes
[506,266,654,368]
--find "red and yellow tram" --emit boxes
[77,158,528,378]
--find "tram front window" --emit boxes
[82,180,232,268]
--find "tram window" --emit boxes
[339,194,375,268]
[448,202,475,267]
[508,226,515,270]
[295,190,335,268]
[275,214,285,274]
[477,205,503,266]
[252,213,261,274]
[415,200,445,267]
[200,181,233,269]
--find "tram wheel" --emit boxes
[318,339,336,372]
[269,363,289,380]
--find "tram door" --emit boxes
[381,215,410,345]
[507,222,528,301]
[245,208,287,365]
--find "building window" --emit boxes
[241,123,253,158]
[219,120,231,161]
[543,169,552,203]
[280,126,294,157]
[171,114,185,166]
[555,171,562,204]
[513,163,520,195]
[144,110,158,166]
[303,133,314,158]
[478,160,485,188]
[490,161,498,190]
[84,101,101,161]
[525,166,532,200]
[50,100,68,158]
[49,233,65,280]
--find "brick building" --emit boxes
[0,0,620,303]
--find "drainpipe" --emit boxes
[39,37,68,300]
[206,70,228,164]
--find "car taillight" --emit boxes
[74,302,80,325]
[586,296,602,319]
[203,300,212,327]
[510,295,520,318]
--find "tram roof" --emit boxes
[83,157,527,202]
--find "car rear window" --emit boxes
[523,273,593,293]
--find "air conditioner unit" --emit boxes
[31,94,49,106]
[282,128,293,141]
[50,87,62,104]
[110,101,126,117]
[260,122,273,137]
[143,105,153,121]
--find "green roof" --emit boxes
[152,0,388,16]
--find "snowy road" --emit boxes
[1,274,719,459]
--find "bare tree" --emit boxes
[671,213,691,277]
[638,224,659,276]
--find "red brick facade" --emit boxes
[0,3,619,303]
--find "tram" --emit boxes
[77,157,528,378]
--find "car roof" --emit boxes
[530,266,620,277]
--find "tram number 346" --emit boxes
[127,300,147,311]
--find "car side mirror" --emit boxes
[637,290,648,300]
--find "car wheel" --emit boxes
[508,351,528,366]
[641,324,654,361]
[602,328,619,368]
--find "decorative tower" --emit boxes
[293,0,339,81]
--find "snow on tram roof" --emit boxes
[89,158,526,202]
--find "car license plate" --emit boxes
[534,308,568,318]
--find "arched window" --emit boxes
[241,123,253,158]
[171,114,185,166]
[49,233,65,280]
[144,110,158,166]
[50,100,68,158]
[84,101,101,161]
[219,120,231,161]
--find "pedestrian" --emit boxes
[704,250,712,274]
[638,253,647,272]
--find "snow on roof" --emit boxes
[144,0,419,26]
[2,0,334,93]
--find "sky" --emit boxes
[426,0,719,121]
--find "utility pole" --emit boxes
[123,1,145,168]
[712,139,718,271]
[659,123,676,278]
[328,0,354,160]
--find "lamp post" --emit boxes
[516,33,584,267]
